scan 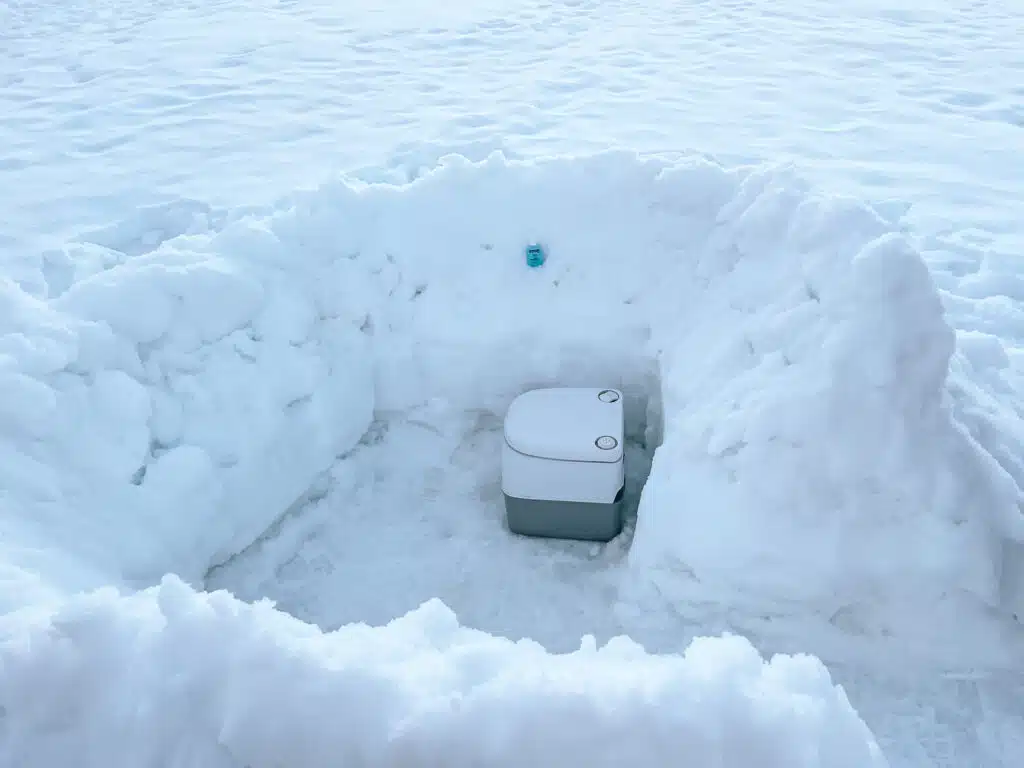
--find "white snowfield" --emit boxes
[2,1,1024,767]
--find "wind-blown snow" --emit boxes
[3,0,1024,766]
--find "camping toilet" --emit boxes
[501,387,625,541]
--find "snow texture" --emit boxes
[0,575,886,768]
[2,149,1021,765]
[2,0,1024,766]
[3,152,1019,629]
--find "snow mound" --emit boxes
[1,225,374,601]
[0,575,886,768]
[1,149,1020,630]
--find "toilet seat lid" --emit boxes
[504,387,624,463]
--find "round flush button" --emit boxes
[596,436,618,450]
[598,390,620,403]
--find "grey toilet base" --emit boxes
[504,487,625,542]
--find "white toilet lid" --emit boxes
[504,387,624,463]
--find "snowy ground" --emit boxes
[207,408,655,647]
[4,0,1022,258]
[3,1,1024,766]
[207,400,1024,765]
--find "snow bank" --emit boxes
[622,164,1021,622]
[1,149,1020,629]
[1,217,374,605]
[0,575,886,768]
[254,151,1015,626]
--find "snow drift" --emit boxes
[1,150,1021,764]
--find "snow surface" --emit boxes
[1,577,887,768]
[3,0,1024,766]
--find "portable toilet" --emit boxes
[501,387,625,541]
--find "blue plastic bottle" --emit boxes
[525,243,546,268]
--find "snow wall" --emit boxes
[2,150,1022,765]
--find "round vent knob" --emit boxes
[596,435,618,450]
[598,390,620,403]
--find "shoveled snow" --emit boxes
[1,577,886,768]
[4,149,1023,766]
[2,1,1024,767]
[6,151,1020,647]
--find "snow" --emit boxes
[2,0,1024,766]
[0,576,885,768]
[0,238,375,590]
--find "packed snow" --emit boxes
[2,576,890,768]
[3,1,1024,767]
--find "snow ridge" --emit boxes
[0,575,886,768]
